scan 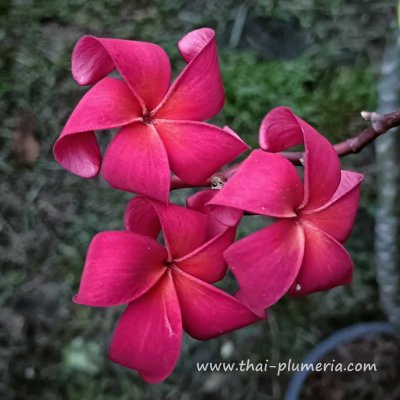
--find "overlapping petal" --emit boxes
[291,223,354,295]
[259,107,341,211]
[124,196,161,239]
[174,226,236,283]
[74,231,167,307]
[155,120,248,185]
[187,189,243,236]
[211,150,304,218]
[186,189,218,215]
[102,123,170,203]
[172,268,262,340]
[54,77,141,178]
[72,36,171,111]
[152,28,224,121]
[109,272,182,383]
[299,170,363,242]
[224,220,305,316]
[124,198,208,260]
[154,202,208,260]
[124,195,235,282]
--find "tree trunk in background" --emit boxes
[375,31,400,329]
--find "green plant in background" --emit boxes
[218,52,375,148]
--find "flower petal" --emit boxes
[54,77,141,178]
[186,189,217,214]
[102,123,170,202]
[150,201,208,260]
[124,197,208,260]
[187,189,242,237]
[152,28,224,120]
[109,272,182,383]
[72,36,171,111]
[74,231,167,307]
[174,226,236,283]
[187,189,243,227]
[224,220,305,316]
[291,223,354,295]
[172,268,262,340]
[155,120,248,185]
[124,196,161,239]
[259,107,341,211]
[300,170,363,242]
[210,150,304,218]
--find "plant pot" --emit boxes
[285,322,398,400]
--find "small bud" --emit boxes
[370,112,385,133]
[361,111,372,121]
[211,176,224,189]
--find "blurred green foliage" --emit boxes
[219,53,376,147]
[0,0,394,399]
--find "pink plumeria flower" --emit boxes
[210,107,363,316]
[54,28,248,202]
[74,198,262,383]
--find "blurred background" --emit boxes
[1,0,400,399]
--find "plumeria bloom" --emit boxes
[54,28,248,202]
[74,197,262,383]
[210,107,363,316]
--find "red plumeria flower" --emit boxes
[210,107,363,316]
[74,198,262,383]
[54,28,248,202]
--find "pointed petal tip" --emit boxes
[72,293,114,308]
[235,290,268,319]
[223,126,251,151]
[353,170,365,182]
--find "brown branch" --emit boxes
[170,110,400,190]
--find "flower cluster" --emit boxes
[54,28,363,383]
